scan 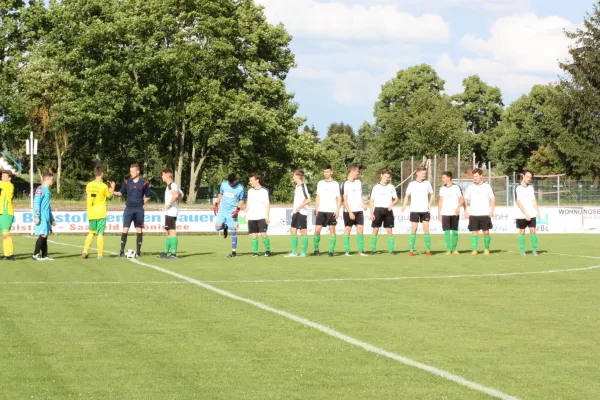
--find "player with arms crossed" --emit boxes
[246,173,271,257]
[214,173,245,258]
[32,172,56,261]
[82,166,115,259]
[437,171,465,255]
[369,169,399,255]
[114,164,151,257]
[464,168,495,256]
[157,168,183,259]
[402,166,434,257]
[314,164,341,257]
[0,170,15,260]
[285,169,311,258]
[514,169,541,256]
[341,165,367,256]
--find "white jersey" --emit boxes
[341,179,363,212]
[439,184,463,216]
[165,182,183,217]
[293,183,311,215]
[370,183,398,209]
[316,180,341,213]
[465,182,495,216]
[514,184,537,219]
[247,187,270,220]
[406,180,434,213]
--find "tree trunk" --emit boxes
[187,143,208,205]
[55,134,62,194]
[175,124,185,186]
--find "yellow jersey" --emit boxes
[0,181,14,216]
[86,180,112,220]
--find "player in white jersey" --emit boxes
[341,165,367,256]
[157,168,183,259]
[285,169,312,257]
[314,164,342,257]
[369,169,399,255]
[402,166,434,257]
[437,171,466,255]
[514,169,541,256]
[464,168,495,256]
[246,173,271,257]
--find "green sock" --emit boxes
[444,231,451,252]
[164,237,171,253]
[531,234,538,252]
[371,235,377,252]
[472,235,479,251]
[301,236,309,254]
[171,237,178,255]
[424,233,431,252]
[344,235,350,253]
[519,234,526,253]
[409,233,416,252]
[357,233,364,253]
[388,236,394,253]
[291,236,299,254]
[252,238,259,254]
[329,236,336,253]
[263,236,271,252]
[484,235,491,250]
[451,231,459,252]
[314,234,321,252]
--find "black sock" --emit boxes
[136,233,143,254]
[41,237,48,258]
[34,236,44,256]
[120,233,128,252]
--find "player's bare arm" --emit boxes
[265,203,270,225]
[343,194,355,220]
[438,195,443,220]
[464,198,470,219]
[297,198,311,213]
[489,197,496,219]
[314,194,320,216]
[459,196,466,215]
[401,194,410,213]
[334,196,342,219]
[533,198,541,219]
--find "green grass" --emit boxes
[1,234,599,399]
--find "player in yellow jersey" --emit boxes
[82,166,115,259]
[0,169,15,261]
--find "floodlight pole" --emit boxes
[25,131,38,210]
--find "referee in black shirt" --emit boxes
[114,164,151,257]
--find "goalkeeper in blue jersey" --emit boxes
[214,173,245,258]
[32,172,57,261]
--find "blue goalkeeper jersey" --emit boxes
[219,180,245,213]
[34,185,53,221]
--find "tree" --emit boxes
[526,146,564,175]
[321,121,357,172]
[302,124,320,143]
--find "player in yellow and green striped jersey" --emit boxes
[82,166,115,259]
[0,170,15,261]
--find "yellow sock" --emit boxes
[3,236,13,256]
[97,235,105,258]
[83,232,95,254]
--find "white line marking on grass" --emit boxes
[0,281,187,285]
[40,237,520,400]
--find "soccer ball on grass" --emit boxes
[125,249,137,259]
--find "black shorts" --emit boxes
[372,208,394,229]
[343,211,364,227]
[123,207,145,229]
[442,215,459,231]
[291,213,308,230]
[468,216,493,232]
[249,219,268,234]
[516,218,537,229]
[410,212,431,223]
[164,216,177,231]
[315,212,337,227]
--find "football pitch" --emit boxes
[1,234,599,399]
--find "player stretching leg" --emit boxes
[464,168,496,256]
[157,168,183,259]
[214,173,245,258]
[32,172,56,261]
[82,166,115,259]
[114,164,151,257]
[402,166,434,257]
[438,171,466,255]
[0,170,16,261]
[369,169,399,255]
[314,165,341,257]
[285,170,311,258]
[514,169,541,256]
[246,173,271,257]
[342,165,367,256]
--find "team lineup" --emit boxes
[0,164,541,260]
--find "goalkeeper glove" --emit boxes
[34,215,40,225]
[232,207,240,219]
[213,202,219,215]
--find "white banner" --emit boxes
[9,206,600,234]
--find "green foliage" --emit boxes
[526,146,564,175]
[53,178,84,200]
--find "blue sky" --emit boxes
[256,0,593,136]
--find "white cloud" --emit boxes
[438,0,531,12]
[255,0,450,42]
